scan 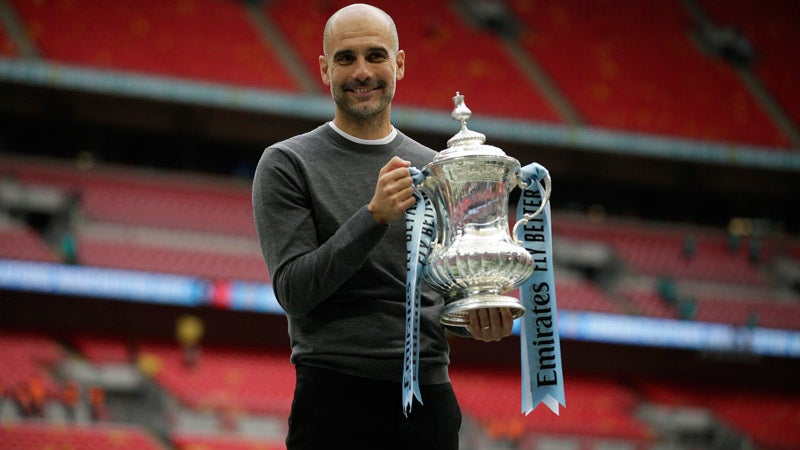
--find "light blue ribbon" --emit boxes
[517,163,566,415]
[402,167,436,415]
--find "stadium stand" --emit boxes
[9,0,299,91]
[0,331,62,392]
[450,365,654,444]
[553,214,768,286]
[0,21,16,56]
[0,421,166,450]
[509,0,790,148]
[0,218,59,263]
[172,433,285,450]
[637,380,800,450]
[71,334,294,415]
[698,0,800,129]
[0,157,256,236]
[76,230,267,282]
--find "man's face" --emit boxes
[319,11,405,122]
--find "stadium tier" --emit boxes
[172,433,285,450]
[2,154,799,330]
[450,365,653,442]
[637,380,800,450]
[9,0,300,91]
[0,19,16,57]
[510,0,789,148]
[699,0,800,129]
[3,0,795,150]
[0,422,166,450]
[0,219,59,263]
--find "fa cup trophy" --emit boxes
[404,93,563,416]
[417,92,551,326]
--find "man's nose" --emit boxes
[352,57,372,81]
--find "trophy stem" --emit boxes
[439,293,526,327]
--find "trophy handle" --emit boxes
[512,172,551,245]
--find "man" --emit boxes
[252,4,513,449]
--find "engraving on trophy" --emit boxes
[419,92,551,326]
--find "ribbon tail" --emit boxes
[518,163,566,416]
[402,168,433,416]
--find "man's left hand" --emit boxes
[466,307,513,342]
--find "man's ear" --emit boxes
[395,50,405,81]
[319,55,331,86]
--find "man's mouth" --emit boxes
[345,83,383,95]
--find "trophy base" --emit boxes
[439,293,525,327]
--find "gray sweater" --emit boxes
[252,123,451,385]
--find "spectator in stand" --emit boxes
[27,375,46,417]
[88,386,110,421]
[61,380,80,421]
[252,4,514,449]
[12,382,33,417]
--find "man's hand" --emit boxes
[466,307,514,342]
[368,156,416,225]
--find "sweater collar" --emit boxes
[327,121,398,146]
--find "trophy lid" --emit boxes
[434,92,508,162]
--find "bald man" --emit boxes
[253,4,512,449]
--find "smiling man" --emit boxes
[252,4,513,449]
[321,4,403,137]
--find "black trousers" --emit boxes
[286,365,462,450]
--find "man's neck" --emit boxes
[332,113,393,140]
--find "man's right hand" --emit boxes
[368,156,416,225]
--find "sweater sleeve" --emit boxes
[252,147,387,317]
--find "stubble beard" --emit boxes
[333,81,395,121]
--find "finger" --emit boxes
[478,308,493,342]
[487,308,505,342]
[381,157,410,175]
[500,307,514,337]
[467,309,481,337]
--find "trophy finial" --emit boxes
[447,92,486,148]
[451,91,472,126]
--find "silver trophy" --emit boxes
[419,92,551,326]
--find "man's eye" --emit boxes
[368,53,388,62]
[336,55,355,64]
